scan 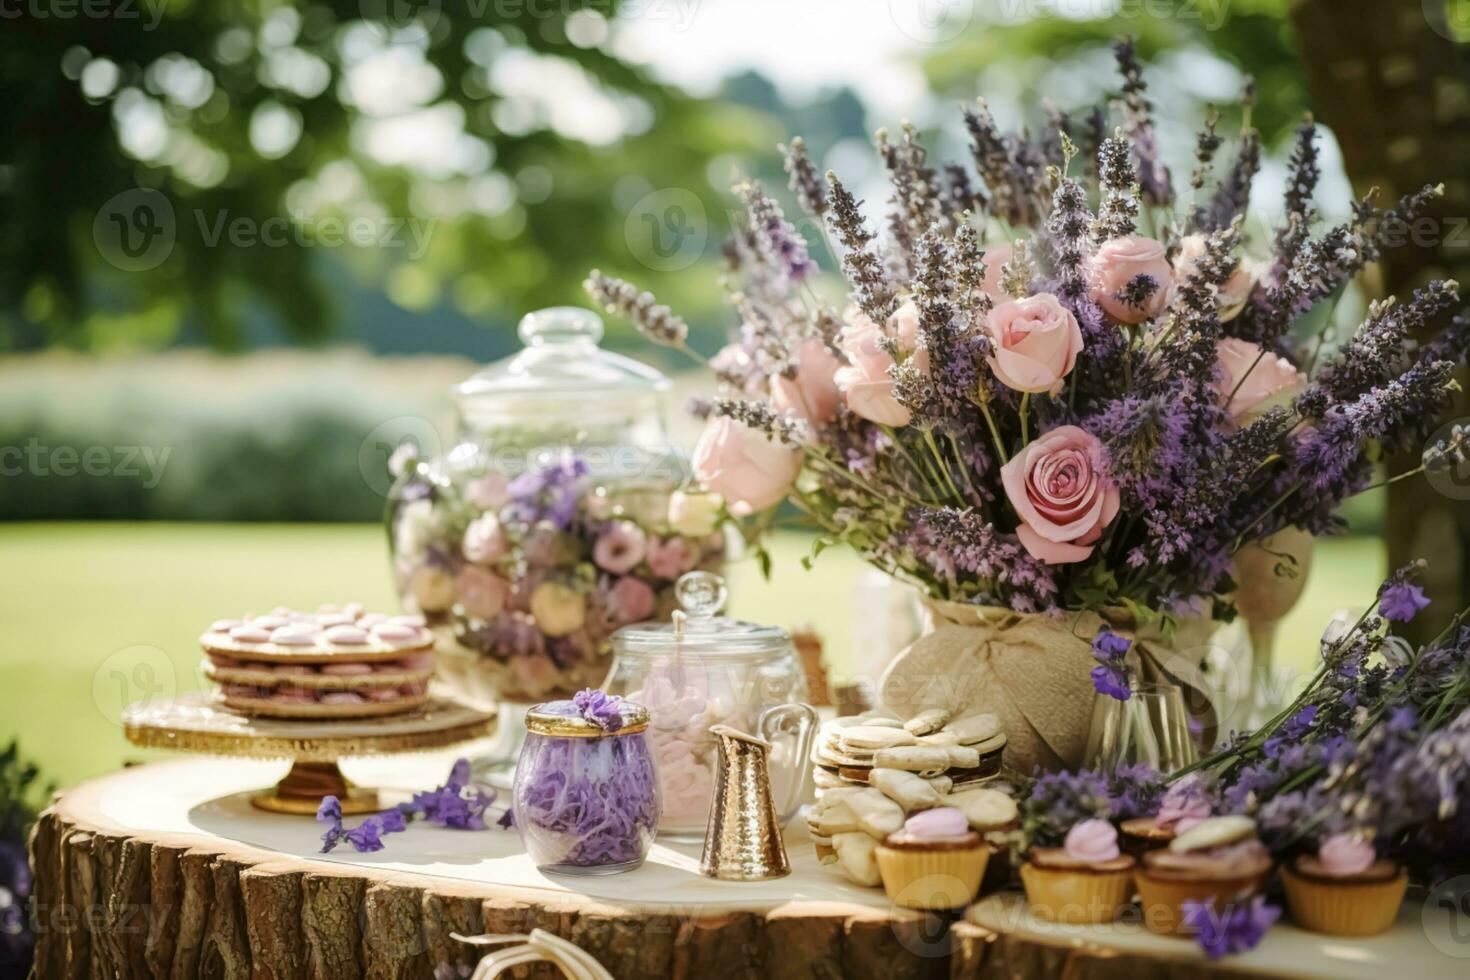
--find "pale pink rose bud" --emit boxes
[1213,338,1306,423]
[455,565,510,621]
[984,292,1084,395]
[592,520,648,574]
[771,336,841,428]
[1091,235,1173,324]
[1000,425,1120,564]
[606,575,657,624]
[1172,234,1257,322]
[461,513,509,564]
[981,242,1013,299]
[833,301,927,427]
[464,472,511,510]
[691,417,801,516]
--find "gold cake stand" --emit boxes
[122,691,497,815]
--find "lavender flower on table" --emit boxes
[1182,896,1279,959]
[318,758,505,853]
[1090,627,1133,701]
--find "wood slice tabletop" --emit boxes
[27,755,1467,979]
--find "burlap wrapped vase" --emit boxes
[878,600,1217,774]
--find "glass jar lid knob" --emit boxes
[675,571,727,620]
[518,306,604,348]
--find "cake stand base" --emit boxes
[251,760,381,815]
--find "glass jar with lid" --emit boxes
[386,307,727,715]
[605,571,817,840]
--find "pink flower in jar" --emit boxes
[1000,425,1120,564]
[771,336,842,428]
[606,575,657,624]
[464,472,512,510]
[1213,338,1307,424]
[461,513,509,564]
[833,301,928,427]
[646,535,698,580]
[455,565,510,621]
[691,416,802,516]
[593,520,648,574]
[1090,235,1173,324]
[984,293,1084,395]
[512,651,561,695]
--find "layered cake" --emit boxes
[200,604,435,719]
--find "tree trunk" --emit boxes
[1290,0,1470,642]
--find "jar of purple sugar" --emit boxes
[512,693,659,875]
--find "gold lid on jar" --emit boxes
[524,700,650,738]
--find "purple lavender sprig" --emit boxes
[738,180,818,283]
[317,758,504,853]
[1379,561,1431,623]
[1182,896,1279,959]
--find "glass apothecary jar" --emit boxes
[386,307,727,718]
[605,572,817,840]
[513,698,660,875]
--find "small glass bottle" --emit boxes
[512,698,660,875]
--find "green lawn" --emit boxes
[0,523,1384,789]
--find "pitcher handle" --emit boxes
[757,702,818,824]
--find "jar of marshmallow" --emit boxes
[605,572,818,840]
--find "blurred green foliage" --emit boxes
[0,1,767,352]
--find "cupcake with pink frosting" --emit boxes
[1020,819,1137,923]
[874,807,990,910]
[1280,832,1407,936]
[1120,773,1213,857]
[1134,815,1273,935]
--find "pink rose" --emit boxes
[605,575,657,624]
[771,336,842,428]
[1001,425,1120,564]
[592,520,647,574]
[1213,338,1306,423]
[833,301,926,426]
[1091,235,1172,324]
[984,293,1084,394]
[646,535,697,580]
[691,416,802,516]
[464,472,511,510]
[1172,234,1256,322]
[981,242,1013,299]
[455,565,509,621]
[461,514,509,564]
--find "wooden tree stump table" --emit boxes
[27,756,1463,979]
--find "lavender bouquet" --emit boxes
[590,41,1468,635]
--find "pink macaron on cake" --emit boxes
[200,604,436,719]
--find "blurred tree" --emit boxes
[1291,0,1470,640]
[0,1,767,352]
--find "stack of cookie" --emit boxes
[807,709,1019,888]
[200,604,436,719]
